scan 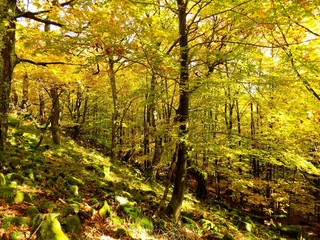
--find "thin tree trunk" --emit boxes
[166,0,189,220]
[0,0,17,151]
[50,85,61,145]
[146,72,163,177]
[21,72,29,111]
[39,80,46,125]
[109,55,119,161]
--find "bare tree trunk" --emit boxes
[11,82,18,108]
[109,55,119,161]
[39,80,46,125]
[0,0,17,151]
[50,85,61,145]
[21,72,29,111]
[146,72,163,177]
[166,0,189,220]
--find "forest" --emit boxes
[0,0,319,239]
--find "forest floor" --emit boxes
[0,114,318,239]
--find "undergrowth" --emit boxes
[0,115,310,239]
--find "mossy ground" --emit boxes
[0,115,317,239]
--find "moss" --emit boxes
[135,215,154,231]
[120,203,154,231]
[99,200,111,218]
[56,176,66,190]
[60,205,74,217]
[65,176,84,186]
[8,116,20,127]
[14,191,24,204]
[115,228,131,238]
[239,221,253,232]
[26,206,39,218]
[35,214,69,240]
[0,187,17,203]
[121,203,140,219]
[0,173,6,186]
[63,215,82,234]
[182,216,200,232]
[223,232,235,240]
[24,193,33,202]
[2,217,30,231]
[111,216,124,225]
[277,225,302,238]
[200,219,217,231]
[9,231,24,240]
[69,185,79,196]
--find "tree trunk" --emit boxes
[109,55,119,161]
[146,72,163,177]
[166,0,189,220]
[0,0,17,151]
[39,80,46,125]
[50,85,61,145]
[21,72,29,111]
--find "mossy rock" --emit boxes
[61,205,75,217]
[9,231,24,240]
[223,232,235,240]
[86,164,109,178]
[27,206,39,218]
[111,216,124,225]
[238,221,253,232]
[63,215,82,234]
[24,193,33,202]
[156,219,168,229]
[34,213,69,240]
[229,210,241,221]
[89,197,100,206]
[134,215,154,231]
[0,173,6,186]
[41,201,56,213]
[120,203,153,231]
[0,187,17,203]
[2,217,30,231]
[121,203,140,219]
[99,200,112,218]
[209,231,225,239]
[65,176,84,186]
[182,216,199,232]
[9,157,23,170]
[200,219,217,231]
[181,211,195,219]
[69,185,79,196]
[31,156,45,164]
[14,191,24,204]
[8,116,20,127]
[56,176,66,190]
[277,225,302,238]
[25,169,35,181]
[115,228,132,238]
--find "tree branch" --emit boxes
[18,58,83,66]
[15,0,76,26]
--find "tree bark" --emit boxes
[50,85,61,145]
[109,55,119,161]
[39,80,46,125]
[166,0,189,220]
[21,72,29,111]
[0,0,17,151]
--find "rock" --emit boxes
[26,206,39,218]
[277,224,302,238]
[223,233,235,240]
[63,215,82,234]
[99,200,111,218]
